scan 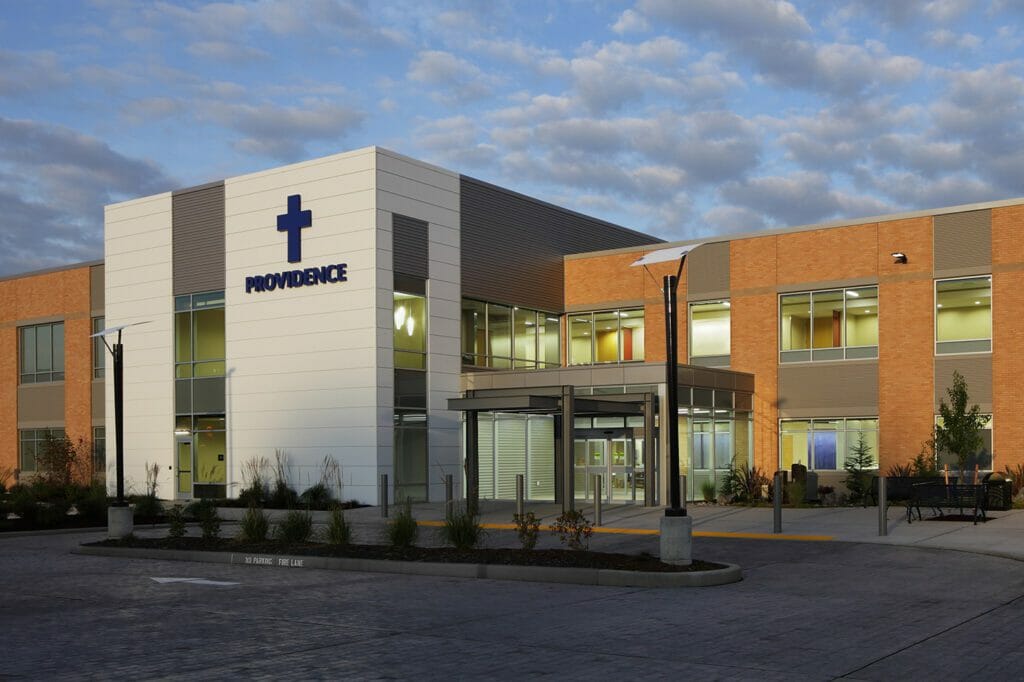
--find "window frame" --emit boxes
[18,427,66,473]
[567,308,645,366]
[92,317,106,379]
[934,275,993,356]
[461,299,561,370]
[19,321,66,384]
[778,286,879,364]
[688,299,731,365]
[778,417,879,472]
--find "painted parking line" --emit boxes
[151,577,239,586]
[417,519,833,542]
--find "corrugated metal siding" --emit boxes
[934,209,991,274]
[392,214,429,278]
[460,176,660,312]
[172,182,225,296]
[778,361,879,414]
[935,355,992,407]
[687,241,730,299]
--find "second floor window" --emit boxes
[780,287,878,362]
[936,276,991,354]
[461,299,559,369]
[569,309,644,365]
[20,321,65,383]
[175,291,225,379]
[93,317,105,379]
[689,300,730,366]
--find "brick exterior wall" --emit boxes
[992,206,1024,471]
[0,265,96,478]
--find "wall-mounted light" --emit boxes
[891,252,907,264]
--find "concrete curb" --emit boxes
[72,545,743,588]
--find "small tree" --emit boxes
[844,432,876,504]
[935,371,985,480]
[35,435,93,487]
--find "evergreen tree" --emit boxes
[844,432,876,504]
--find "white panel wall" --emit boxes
[375,149,462,503]
[104,193,175,498]
[225,148,380,503]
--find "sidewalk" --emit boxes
[347,499,1024,561]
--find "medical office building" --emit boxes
[0,146,1019,505]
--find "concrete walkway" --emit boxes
[349,499,1024,562]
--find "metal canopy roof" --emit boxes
[447,394,644,416]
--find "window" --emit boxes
[175,292,225,379]
[20,321,65,383]
[93,426,106,478]
[936,276,991,354]
[19,427,65,473]
[780,287,878,362]
[568,309,645,365]
[780,418,878,471]
[461,300,560,369]
[689,300,730,366]
[935,414,993,471]
[92,317,105,379]
[394,291,426,369]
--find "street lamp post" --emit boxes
[91,321,148,537]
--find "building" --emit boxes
[1,146,1017,506]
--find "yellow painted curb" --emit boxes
[417,519,832,541]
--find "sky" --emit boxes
[1,0,1023,277]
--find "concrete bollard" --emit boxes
[659,515,693,565]
[515,474,525,519]
[594,475,603,526]
[878,475,888,536]
[107,504,133,540]
[773,471,783,533]
[379,473,389,518]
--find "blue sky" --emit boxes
[1,0,1023,276]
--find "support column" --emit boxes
[560,385,575,513]
[464,391,479,516]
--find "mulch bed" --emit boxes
[86,536,725,573]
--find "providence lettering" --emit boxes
[245,263,348,294]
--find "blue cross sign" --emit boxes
[277,194,312,263]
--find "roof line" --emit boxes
[0,259,103,283]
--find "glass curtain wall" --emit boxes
[568,309,645,365]
[780,418,879,471]
[174,291,226,498]
[461,299,560,369]
[680,388,750,500]
[780,287,878,362]
[394,290,428,501]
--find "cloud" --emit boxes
[611,9,650,34]
[120,97,185,124]
[0,50,70,96]
[200,98,366,161]
[719,171,894,226]
[185,41,270,63]
[926,29,982,49]
[0,118,175,276]
[407,50,497,105]
[638,0,811,40]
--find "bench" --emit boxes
[907,483,987,525]
[868,476,951,506]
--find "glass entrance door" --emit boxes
[175,436,192,499]
[573,430,644,503]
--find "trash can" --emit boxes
[982,472,1013,511]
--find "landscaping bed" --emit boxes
[85,536,725,573]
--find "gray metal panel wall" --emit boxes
[935,355,992,409]
[92,381,104,420]
[778,361,879,417]
[89,264,104,312]
[686,241,730,299]
[172,182,225,296]
[18,384,65,424]
[460,176,660,312]
[934,209,991,275]
[392,214,429,278]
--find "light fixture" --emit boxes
[974,300,981,305]
[846,290,860,298]
[891,252,907,264]
[723,301,731,307]
[406,316,415,336]
[394,306,407,329]
[937,303,943,308]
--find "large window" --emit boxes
[20,321,65,383]
[92,317,105,379]
[461,299,560,369]
[394,292,426,369]
[93,426,106,479]
[689,300,730,366]
[780,418,878,471]
[780,287,878,362]
[19,427,65,473]
[936,276,991,354]
[175,291,225,379]
[569,309,645,365]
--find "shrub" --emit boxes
[239,456,269,507]
[912,439,938,477]
[298,482,333,509]
[132,494,163,521]
[844,432,876,504]
[325,505,352,546]
[700,479,717,502]
[74,484,109,523]
[35,434,93,487]
[166,505,187,538]
[1003,463,1024,498]
[513,511,541,551]
[239,505,270,542]
[886,463,914,478]
[275,509,313,543]
[189,499,221,539]
[720,465,769,504]
[0,466,13,493]
[384,500,418,548]
[438,504,484,550]
[551,509,593,551]
[10,486,38,524]
[786,480,806,507]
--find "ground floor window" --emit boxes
[19,427,66,473]
[395,410,428,502]
[680,408,752,500]
[780,418,879,471]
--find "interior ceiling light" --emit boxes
[406,316,415,336]
[394,306,407,329]
[847,290,860,297]
[891,252,908,264]
[723,301,731,307]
